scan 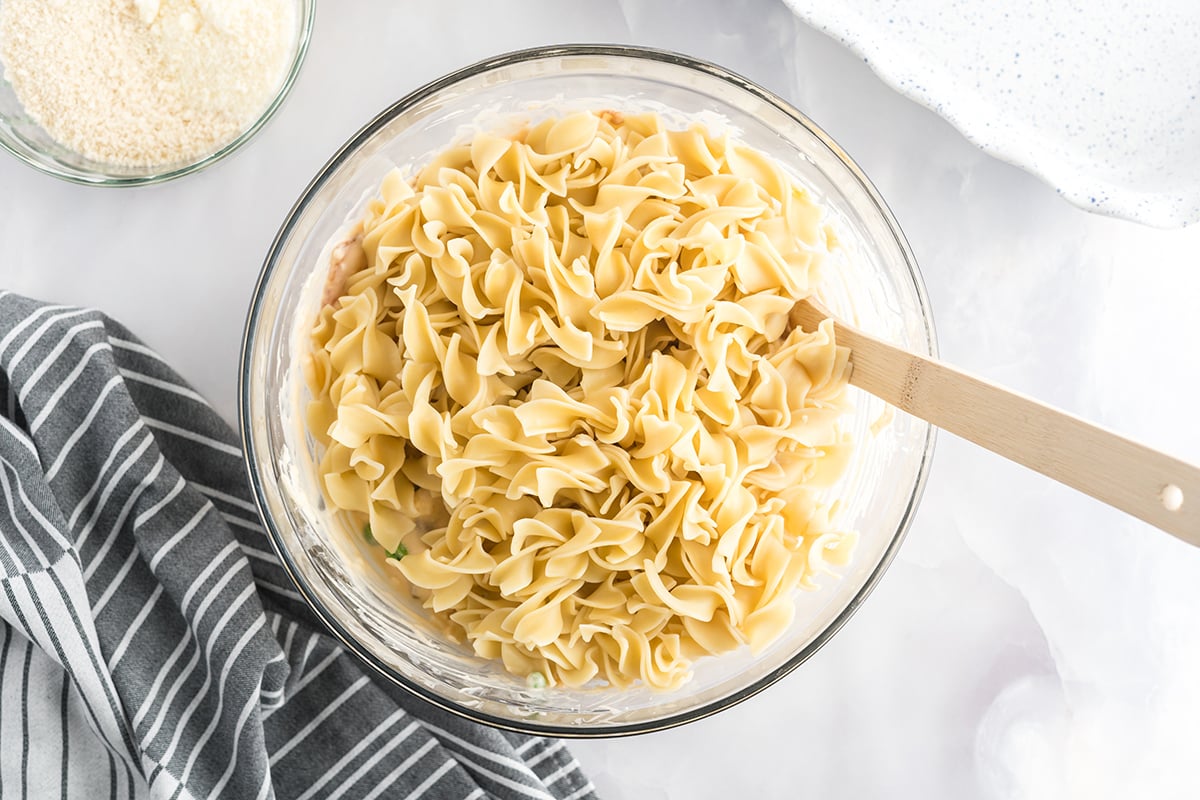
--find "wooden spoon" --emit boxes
[792,298,1200,546]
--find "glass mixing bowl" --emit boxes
[240,44,936,737]
[0,0,314,186]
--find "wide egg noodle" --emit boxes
[306,110,855,691]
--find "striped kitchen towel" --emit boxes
[0,292,598,800]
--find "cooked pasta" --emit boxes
[304,110,856,691]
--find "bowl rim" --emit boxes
[0,0,316,187]
[239,42,938,738]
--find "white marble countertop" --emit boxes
[3,1,1199,797]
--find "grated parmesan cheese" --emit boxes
[0,0,297,167]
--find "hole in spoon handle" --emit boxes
[1161,484,1184,512]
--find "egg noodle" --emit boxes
[305,110,856,690]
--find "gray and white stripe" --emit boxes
[0,293,597,800]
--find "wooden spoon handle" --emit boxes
[803,306,1200,546]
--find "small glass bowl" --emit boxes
[0,0,314,186]
[240,45,937,737]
